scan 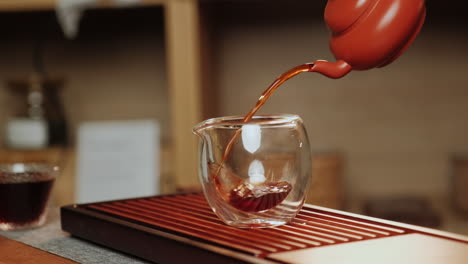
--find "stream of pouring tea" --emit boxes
[216,63,314,212]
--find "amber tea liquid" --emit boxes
[0,172,54,228]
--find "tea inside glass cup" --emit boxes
[0,163,58,231]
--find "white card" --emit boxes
[76,120,159,203]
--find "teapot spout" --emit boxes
[310,60,352,79]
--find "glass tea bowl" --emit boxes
[0,163,58,231]
[193,114,311,228]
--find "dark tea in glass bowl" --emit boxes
[0,163,58,231]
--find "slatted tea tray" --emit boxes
[61,193,468,264]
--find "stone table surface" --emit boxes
[0,208,151,264]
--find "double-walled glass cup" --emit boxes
[193,114,311,228]
[0,163,58,231]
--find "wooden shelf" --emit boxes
[0,0,166,12]
[0,0,205,194]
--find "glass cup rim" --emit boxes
[193,114,303,133]
[0,162,59,183]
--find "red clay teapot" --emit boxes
[312,0,426,78]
